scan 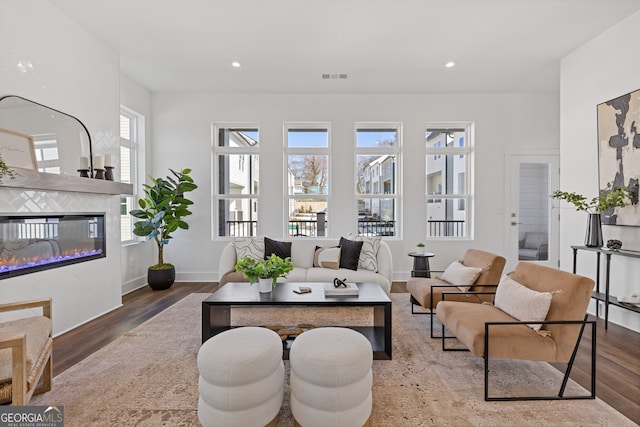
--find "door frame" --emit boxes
[504,149,560,271]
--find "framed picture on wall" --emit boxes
[597,88,640,226]
[0,127,37,171]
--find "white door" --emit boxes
[506,153,560,271]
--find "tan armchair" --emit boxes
[406,249,506,337]
[0,299,53,405]
[436,263,595,401]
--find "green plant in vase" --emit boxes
[551,188,631,213]
[235,254,295,288]
[552,187,631,247]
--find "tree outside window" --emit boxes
[286,126,330,237]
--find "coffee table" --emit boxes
[202,282,392,360]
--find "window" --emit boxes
[285,124,330,237]
[425,124,472,238]
[213,124,259,237]
[120,107,143,242]
[33,134,60,174]
[355,124,401,237]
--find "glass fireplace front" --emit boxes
[0,213,105,279]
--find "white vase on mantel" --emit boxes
[258,278,273,293]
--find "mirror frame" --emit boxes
[0,95,94,176]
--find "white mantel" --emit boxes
[3,169,133,195]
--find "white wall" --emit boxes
[151,92,559,282]
[0,0,122,335]
[560,11,640,332]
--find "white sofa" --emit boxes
[218,238,393,294]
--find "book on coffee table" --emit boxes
[324,282,359,296]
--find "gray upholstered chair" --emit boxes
[0,299,53,405]
[518,232,549,260]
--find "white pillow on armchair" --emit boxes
[441,260,483,291]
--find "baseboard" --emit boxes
[121,276,148,295]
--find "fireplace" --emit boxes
[0,213,105,279]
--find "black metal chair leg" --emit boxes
[484,319,597,401]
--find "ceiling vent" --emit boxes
[322,73,348,80]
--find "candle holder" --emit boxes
[77,169,90,178]
[94,168,105,180]
[104,166,114,181]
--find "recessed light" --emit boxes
[445,61,456,68]
[231,61,241,68]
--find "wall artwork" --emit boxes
[597,88,640,226]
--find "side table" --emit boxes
[408,252,435,278]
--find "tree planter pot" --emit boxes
[147,265,176,290]
[584,213,604,248]
[258,278,273,293]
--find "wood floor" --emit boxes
[52,282,640,424]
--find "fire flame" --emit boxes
[0,247,103,273]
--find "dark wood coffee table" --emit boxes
[202,282,392,360]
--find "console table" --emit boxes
[571,245,640,329]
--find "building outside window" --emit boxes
[425,124,472,238]
[120,108,142,242]
[285,124,330,237]
[213,124,259,237]
[355,124,401,237]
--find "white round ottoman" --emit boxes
[197,326,284,427]
[289,327,373,427]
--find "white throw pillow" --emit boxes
[233,237,265,261]
[494,275,553,331]
[351,235,381,272]
[313,246,341,269]
[441,260,482,290]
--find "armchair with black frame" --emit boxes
[406,248,506,338]
[436,262,596,401]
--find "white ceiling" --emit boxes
[51,0,640,94]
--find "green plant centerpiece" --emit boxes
[552,187,631,247]
[235,254,295,288]
[129,168,198,289]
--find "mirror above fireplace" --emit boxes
[0,95,93,176]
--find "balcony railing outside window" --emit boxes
[428,220,465,237]
[225,220,400,238]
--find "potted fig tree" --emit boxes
[129,168,198,290]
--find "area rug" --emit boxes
[32,293,635,426]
